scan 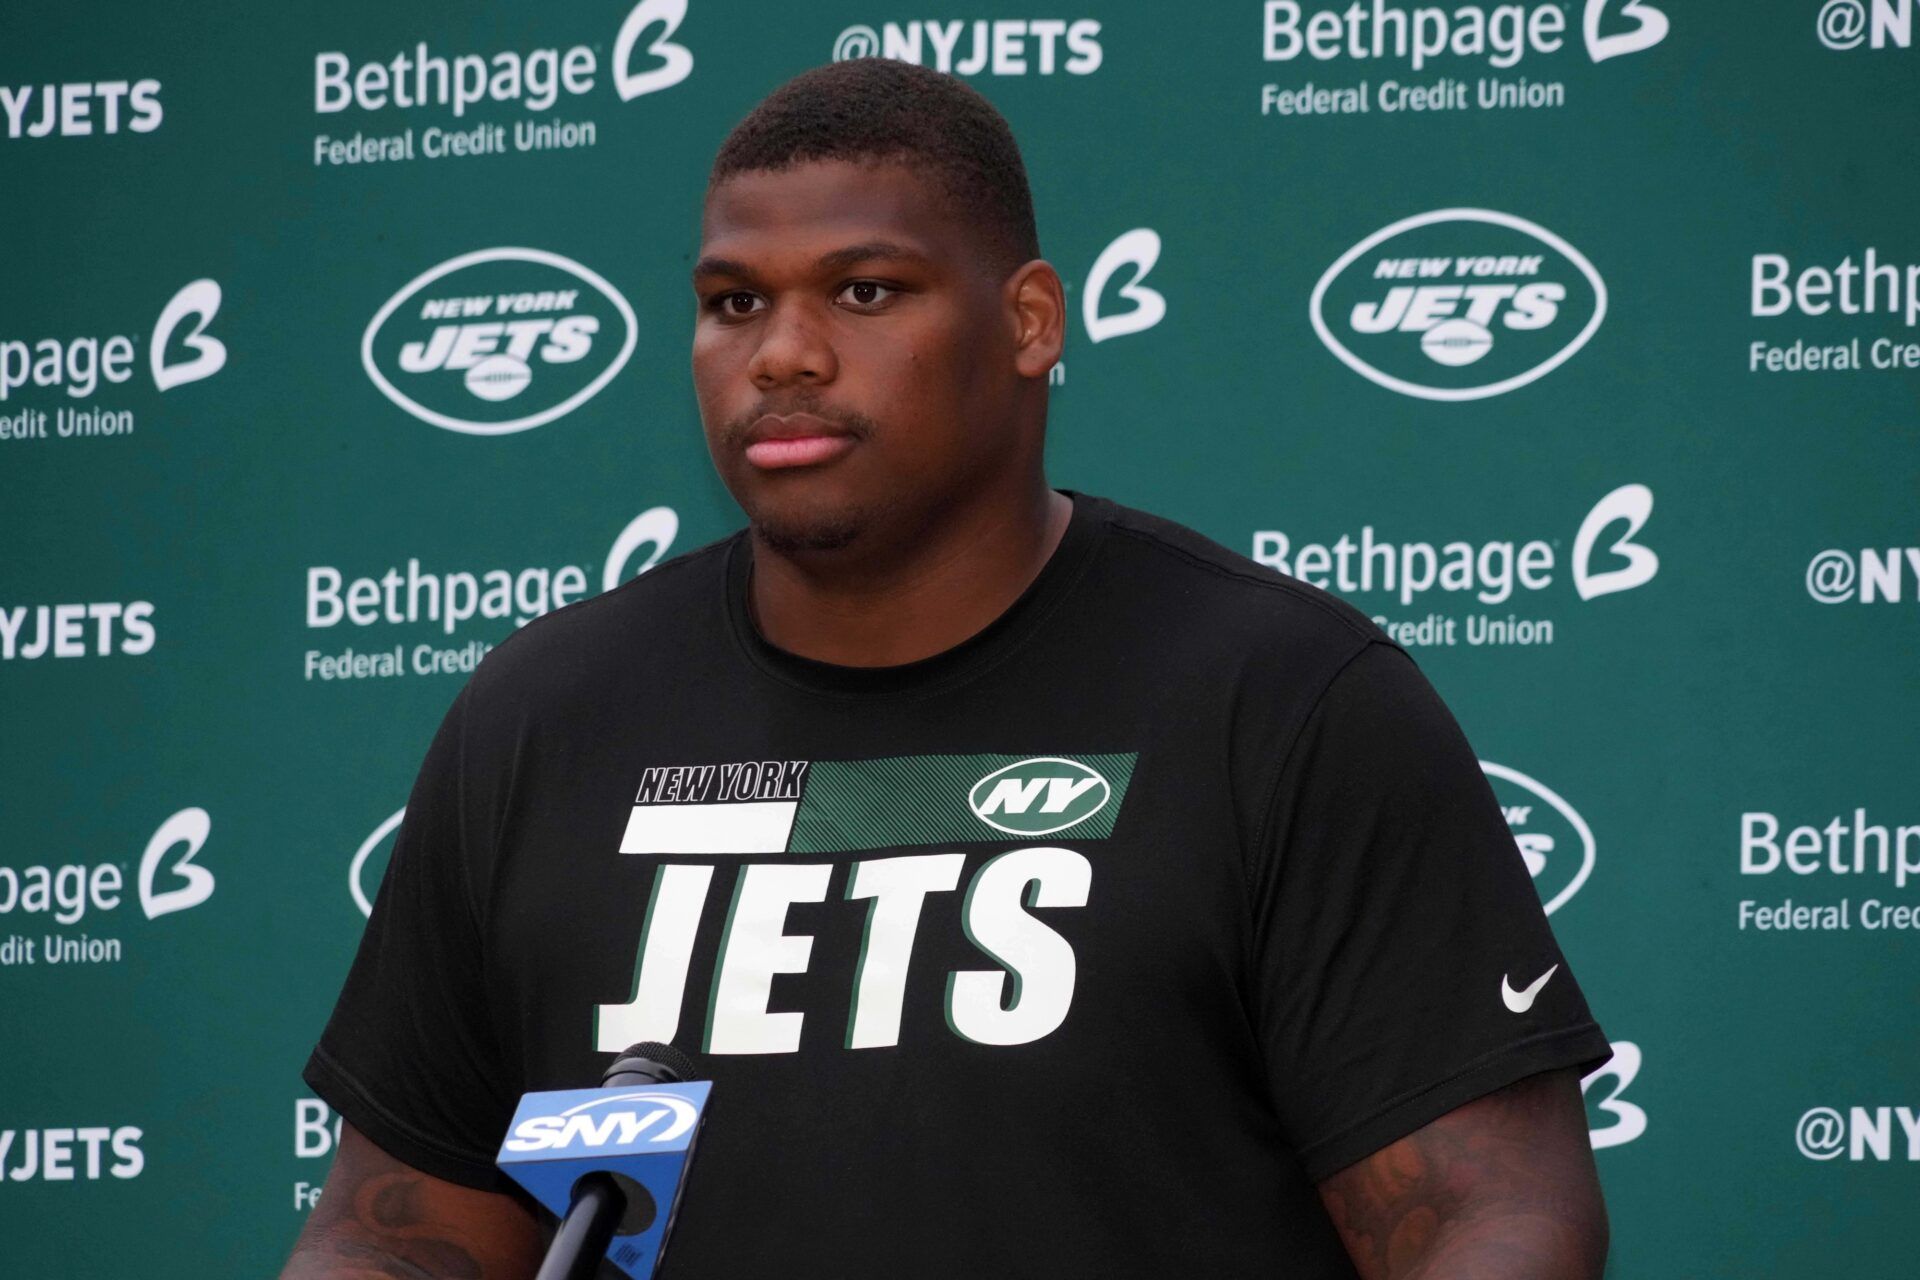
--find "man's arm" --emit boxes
[1316,1068,1608,1280]
[280,1121,545,1280]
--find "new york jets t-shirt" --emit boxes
[305,491,1609,1278]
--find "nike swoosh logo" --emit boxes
[1501,964,1559,1013]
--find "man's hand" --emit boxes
[279,1120,545,1279]
[1316,1068,1608,1280]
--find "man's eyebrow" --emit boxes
[813,241,927,273]
[691,242,929,283]
[691,255,753,282]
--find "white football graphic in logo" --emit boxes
[464,355,533,402]
[1420,318,1494,367]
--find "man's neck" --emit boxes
[748,484,1073,668]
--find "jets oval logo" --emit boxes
[1311,209,1606,402]
[362,247,637,435]
[968,757,1111,836]
[349,807,406,918]
[1479,762,1595,916]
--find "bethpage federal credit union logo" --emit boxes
[306,505,678,684]
[1311,209,1605,401]
[0,279,226,444]
[1253,483,1658,647]
[832,19,1103,74]
[362,248,636,435]
[1737,808,1920,935]
[1797,1105,1920,1161]
[1747,248,1920,374]
[312,0,692,167]
[0,807,214,969]
[1260,0,1666,118]
[1817,0,1916,50]
[1,79,162,138]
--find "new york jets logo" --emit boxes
[1480,761,1595,916]
[1311,209,1606,402]
[967,757,1111,836]
[361,247,637,435]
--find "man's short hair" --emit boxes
[710,58,1041,271]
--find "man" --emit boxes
[284,59,1609,1279]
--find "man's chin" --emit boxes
[750,510,870,555]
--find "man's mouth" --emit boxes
[742,413,860,470]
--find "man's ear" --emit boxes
[1005,260,1067,380]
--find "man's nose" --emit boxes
[748,302,838,388]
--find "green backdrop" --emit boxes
[4,2,1917,1275]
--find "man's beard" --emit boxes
[751,507,871,554]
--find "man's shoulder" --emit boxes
[463,532,736,705]
[1088,496,1387,652]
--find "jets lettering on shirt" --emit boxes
[595,752,1136,1055]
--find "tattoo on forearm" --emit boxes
[1315,1069,1607,1280]
[280,1130,542,1280]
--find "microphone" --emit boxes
[497,1042,711,1280]
[603,1042,697,1088]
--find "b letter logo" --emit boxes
[138,807,214,919]
[1582,1041,1648,1148]
[1084,229,1167,344]
[1311,209,1606,401]
[1572,484,1659,600]
[151,281,228,391]
[1584,0,1669,61]
[613,0,694,99]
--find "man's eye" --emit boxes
[838,281,897,308]
[713,292,764,316]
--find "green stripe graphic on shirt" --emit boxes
[616,753,1137,855]
[788,753,1137,853]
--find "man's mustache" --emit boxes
[718,397,879,448]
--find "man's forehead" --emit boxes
[698,158,966,267]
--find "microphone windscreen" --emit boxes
[607,1041,698,1085]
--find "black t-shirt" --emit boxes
[305,492,1608,1278]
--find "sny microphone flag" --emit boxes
[496,1080,712,1279]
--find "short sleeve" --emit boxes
[303,686,520,1191]
[1250,642,1610,1181]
